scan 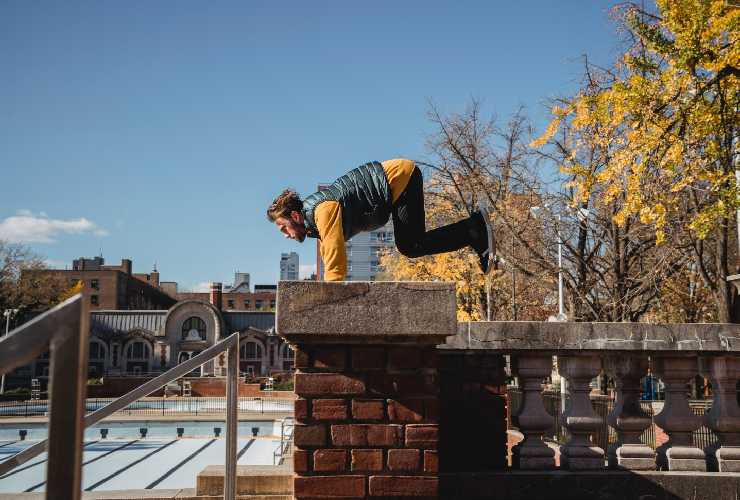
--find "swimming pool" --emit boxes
[0,420,291,493]
[0,397,294,417]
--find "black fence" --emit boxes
[0,396,294,418]
[507,388,717,453]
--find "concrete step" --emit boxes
[195,465,293,497]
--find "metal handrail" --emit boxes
[0,294,87,500]
[0,296,243,500]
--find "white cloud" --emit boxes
[299,264,316,279]
[0,210,108,244]
[44,259,68,269]
[186,281,212,292]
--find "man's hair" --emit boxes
[267,189,303,222]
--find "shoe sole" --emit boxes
[478,205,496,274]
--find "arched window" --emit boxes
[182,317,207,340]
[281,344,295,360]
[240,342,262,359]
[127,341,150,360]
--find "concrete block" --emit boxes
[276,281,456,343]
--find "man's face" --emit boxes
[275,211,307,242]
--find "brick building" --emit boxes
[26,257,177,311]
[176,283,277,312]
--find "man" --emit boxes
[267,158,495,281]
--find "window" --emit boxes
[127,341,150,359]
[270,299,276,309]
[90,295,99,306]
[90,279,99,290]
[241,342,262,359]
[282,344,295,360]
[255,299,263,309]
[182,317,207,340]
[89,342,104,359]
[244,300,250,308]
[227,299,235,309]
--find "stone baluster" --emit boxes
[603,354,655,469]
[703,356,740,472]
[511,355,556,470]
[653,356,705,471]
[558,355,605,470]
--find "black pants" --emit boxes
[392,166,480,258]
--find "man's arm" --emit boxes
[315,201,347,281]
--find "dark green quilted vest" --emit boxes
[302,161,392,241]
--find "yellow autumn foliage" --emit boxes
[531,0,739,241]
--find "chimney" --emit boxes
[209,282,223,310]
[151,271,160,287]
[121,259,132,275]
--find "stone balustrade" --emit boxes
[444,321,740,473]
[278,281,740,499]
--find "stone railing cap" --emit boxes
[442,321,740,353]
[276,281,456,342]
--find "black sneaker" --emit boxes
[476,206,495,274]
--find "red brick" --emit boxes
[351,449,383,471]
[294,476,365,499]
[369,476,438,497]
[295,346,310,369]
[387,399,424,422]
[405,425,438,449]
[367,373,437,396]
[352,399,385,420]
[295,398,309,422]
[294,449,309,473]
[388,347,422,370]
[295,373,365,397]
[313,449,347,472]
[312,399,348,420]
[387,449,420,471]
[351,347,386,371]
[423,450,438,472]
[313,346,346,370]
[331,424,402,447]
[294,424,326,447]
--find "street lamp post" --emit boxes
[1,309,19,395]
[530,206,567,322]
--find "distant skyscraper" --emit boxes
[280,252,299,280]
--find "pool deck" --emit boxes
[0,412,292,425]
[0,488,198,499]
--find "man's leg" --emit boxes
[392,167,489,258]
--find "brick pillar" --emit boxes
[277,281,455,499]
[209,282,223,310]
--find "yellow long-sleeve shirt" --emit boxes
[316,158,415,281]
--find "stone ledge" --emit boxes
[440,471,740,500]
[277,281,456,342]
[196,465,292,496]
[442,321,740,353]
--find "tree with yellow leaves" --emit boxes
[533,1,739,321]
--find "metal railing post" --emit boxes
[225,334,239,500]
[46,295,87,500]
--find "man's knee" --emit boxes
[396,242,424,259]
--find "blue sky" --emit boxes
[0,1,622,291]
